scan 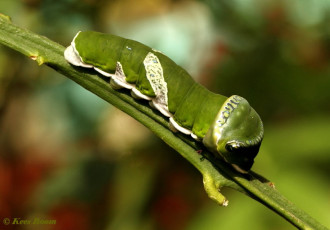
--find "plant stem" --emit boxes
[0,14,328,230]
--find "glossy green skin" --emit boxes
[73,31,263,172]
[74,31,227,138]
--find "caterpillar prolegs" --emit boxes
[64,31,264,173]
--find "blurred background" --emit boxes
[0,0,329,229]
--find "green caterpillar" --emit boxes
[64,31,264,173]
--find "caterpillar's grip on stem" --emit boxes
[64,31,264,173]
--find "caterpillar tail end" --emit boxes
[64,45,93,68]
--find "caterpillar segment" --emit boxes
[64,31,264,173]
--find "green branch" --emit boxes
[0,14,327,230]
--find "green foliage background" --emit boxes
[0,0,329,229]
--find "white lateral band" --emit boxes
[94,67,112,77]
[64,45,93,68]
[131,88,152,101]
[191,133,200,140]
[151,100,172,117]
[169,117,191,135]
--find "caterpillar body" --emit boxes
[64,31,264,173]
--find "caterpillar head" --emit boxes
[203,95,264,173]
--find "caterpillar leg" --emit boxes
[109,79,124,89]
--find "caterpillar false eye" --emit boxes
[64,31,264,173]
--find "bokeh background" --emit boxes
[0,0,329,229]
